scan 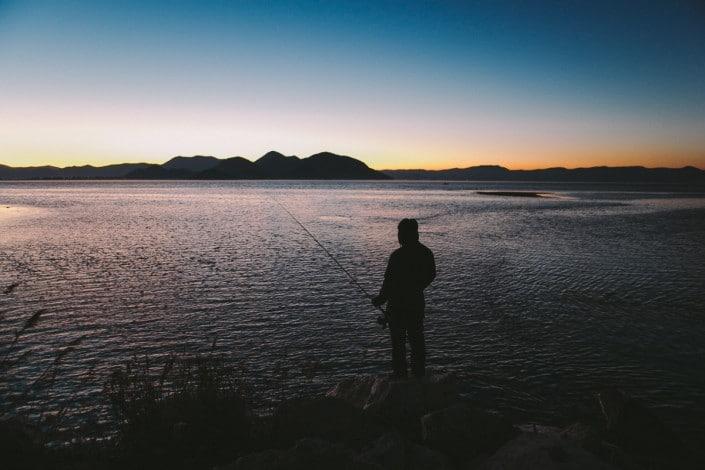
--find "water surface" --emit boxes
[1,180,704,440]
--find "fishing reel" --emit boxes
[376,315,387,328]
[376,312,389,329]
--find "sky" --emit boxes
[1,0,704,170]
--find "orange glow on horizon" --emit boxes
[368,149,705,171]
[2,148,704,171]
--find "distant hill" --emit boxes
[0,163,152,179]
[288,152,386,179]
[2,156,704,184]
[199,157,264,179]
[162,155,220,171]
[0,151,389,180]
[254,151,301,178]
[383,165,705,184]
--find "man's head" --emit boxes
[398,218,419,246]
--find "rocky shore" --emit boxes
[218,373,693,470]
[3,372,696,469]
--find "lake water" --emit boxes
[1,180,704,441]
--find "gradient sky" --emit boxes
[1,0,704,169]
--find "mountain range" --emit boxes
[382,165,705,184]
[0,152,388,180]
[1,152,704,184]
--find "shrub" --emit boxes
[104,353,251,468]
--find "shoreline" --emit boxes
[3,372,698,469]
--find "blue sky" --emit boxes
[1,0,703,168]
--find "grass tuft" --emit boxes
[103,352,251,468]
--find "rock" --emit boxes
[327,372,459,437]
[598,389,689,468]
[517,423,563,437]
[0,417,43,467]
[421,372,460,412]
[478,433,617,470]
[327,376,377,409]
[364,376,427,436]
[560,422,602,453]
[0,417,39,454]
[328,372,458,412]
[560,422,641,469]
[233,438,383,470]
[421,403,517,464]
[357,429,455,470]
[359,432,406,470]
[406,442,454,470]
[271,396,383,448]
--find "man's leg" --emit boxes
[407,313,426,378]
[389,313,408,378]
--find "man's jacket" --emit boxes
[378,241,436,313]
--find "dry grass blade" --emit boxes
[1,310,46,369]
[23,335,87,395]
[53,335,87,364]
[158,354,176,392]
[11,309,46,346]
[2,349,32,371]
[18,309,45,336]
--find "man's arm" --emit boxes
[372,253,394,306]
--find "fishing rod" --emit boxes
[270,196,389,328]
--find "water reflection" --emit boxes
[1,180,704,440]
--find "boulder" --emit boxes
[597,389,690,468]
[0,417,40,455]
[357,429,455,470]
[232,438,383,470]
[328,373,458,411]
[406,442,454,470]
[363,376,427,435]
[517,423,562,437]
[421,403,517,464]
[421,372,460,411]
[270,396,383,448]
[560,422,602,454]
[359,432,406,470]
[478,433,616,470]
[327,376,378,409]
[560,422,643,469]
[0,417,43,467]
[327,372,459,437]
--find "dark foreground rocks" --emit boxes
[597,388,692,469]
[221,375,697,470]
[269,396,383,448]
[421,403,517,465]
[1,418,44,469]
[327,372,459,438]
[7,373,692,469]
[478,433,616,470]
[226,438,382,470]
[223,433,454,470]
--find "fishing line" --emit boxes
[269,196,387,318]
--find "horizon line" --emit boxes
[2,154,703,172]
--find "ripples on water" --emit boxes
[1,180,704,440]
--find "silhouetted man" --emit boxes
[372,218,436,379]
